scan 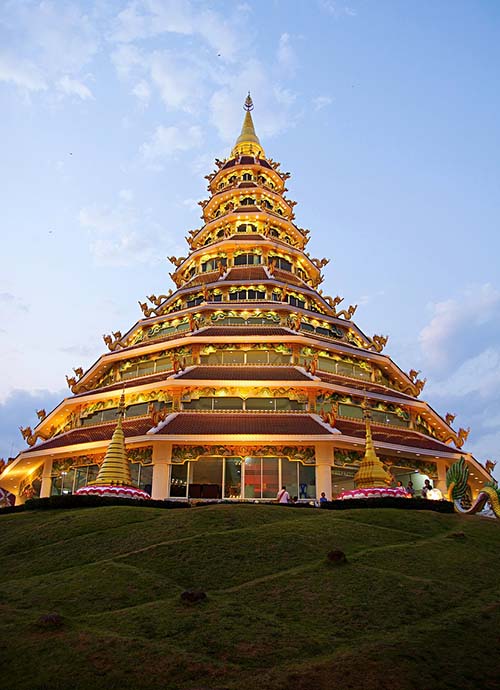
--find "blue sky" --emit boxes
[1,0,499,480]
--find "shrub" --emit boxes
[22,495,191,511]
[320,497,455,513]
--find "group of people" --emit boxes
[277,477,441,504]
[396,478,441,499]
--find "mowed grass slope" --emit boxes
[1,505,500,690]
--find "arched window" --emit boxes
[241,197,256,206]
[242,173,253,181]
[270,256,292,272]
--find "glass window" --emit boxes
[246,350,269,364]
[246,397,275,411]
[213,397,243,410]
[155,357,172,372]
[189,457,222,499]
[183,397,213,410]
[223,350,245,364]
[244,457,261,499]
[299,465,316,499]
[262,457,279,498]
[224,458,242,498]
[170,464,188,498]
[281,458,298,500]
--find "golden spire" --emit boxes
[231,92,265,158]
[93,392,134,486]
[353,404,393,488]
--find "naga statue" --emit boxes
[368,334,389,353]
[73,367,84,380]
[19,425,52,447]
[414,378,427,395]
[408,369,421,382]
[36,408,47,420]
[147,293,170,307]
[485,459,497,474]
[320,409,337,428]
[445,412,456,426]
[103,333,124,352]
[289,312,302,332]
[336,304,358,320]
[456,426,470,448]
[310,257,330,270]
[447,457,500,518]
[172,353,187,373]
[148,403,170,427]
[138,301,156,318]
[304,353,319,376]
[168,256,187,268]
[65,374,77,390]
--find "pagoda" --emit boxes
[1,95,494,504]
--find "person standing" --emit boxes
[277,486,290,503]
[406,480,415,497]
[421,479,433,499]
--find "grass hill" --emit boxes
[1,504,500,690]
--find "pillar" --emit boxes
[40,457,53,498]
[435,460,448,495]
[151,443,172,500]
[315,442,333,500]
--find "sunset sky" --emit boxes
[1,0,499,479]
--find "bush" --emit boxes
[320,497,455,513]
[22,495,191,511]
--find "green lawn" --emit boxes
[1,504,500,690]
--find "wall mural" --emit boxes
[172,444,315,464]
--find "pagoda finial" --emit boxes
[92,394,133,487]
[231,93,265,158]
[353,402,393,488]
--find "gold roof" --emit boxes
[354,407,393,488]
[92,394,134,486]
[231,93,265,158]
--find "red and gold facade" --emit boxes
[1,96,493,503]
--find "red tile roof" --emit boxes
[159,413,330,436]
[272,269,305,287]
[225,267,268,281]
[74,371,174,397]
[26,418,154,452]
[334,419,455,453]
[177,366,311,380]
[317,372,414,400]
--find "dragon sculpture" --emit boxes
[19,425,53,447]
[446,456,500,518]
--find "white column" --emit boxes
[40,457,53,498]
[151,443,172,500]
[315,442,333,500]
[435,460,448,495]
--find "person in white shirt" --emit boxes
[277,486,290,503]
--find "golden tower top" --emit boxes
[92,392,134,486]
[231,93,265,158]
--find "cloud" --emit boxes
[277,33,297,73]
[140,124,202,162]
[319,0,357,17]
[0,53,47,92]
[313,95,333,111]
[419,284,500,374]
[131,79,150,105]
[57,75,94,100]
[79,193,174,266]
[413,284,500,475]
[0,292,29,312]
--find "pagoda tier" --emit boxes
[2,96,493,504]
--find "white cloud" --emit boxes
[419,284,500,373]
[111,44,144,80]
[119,189,134,202]
[140,124,202,161]
[0,53,47,92]
[277,33,296,73]
[131,79,151,105]
[149,50,203,112]
[319,0,357,17]
[313,95,333,111]
[79,196,172,266]
[57,75,94,100]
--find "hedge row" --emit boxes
[320,497,455,513]
[23,495,191,511]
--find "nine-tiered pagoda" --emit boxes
[1,95,493,503]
